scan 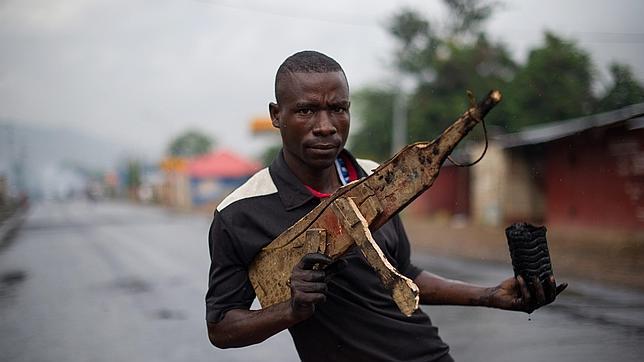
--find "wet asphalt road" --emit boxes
[0,201,642,362]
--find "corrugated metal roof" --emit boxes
[497,102,644,148]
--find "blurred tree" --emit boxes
[126,160,141,188]
[126,159,141,200]
[168,130,213,157]
[260,143,282,167]
[350,88,396,162]
[388,8,438,76]
[351,1,515,160]
[444,0,499,37]
[596,63,644,112]
[409,33,516,139]
[352,1,644,161]
[503,32,596,130]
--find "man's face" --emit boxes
[270,71,350,171]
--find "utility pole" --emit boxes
[390,74,417,156]
[391,90,408,156]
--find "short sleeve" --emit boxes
[205,211,256,323]
[391,216,422,281]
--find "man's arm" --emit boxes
[414,270,567,313]
[208,253,338,349]
[207,301,301,348]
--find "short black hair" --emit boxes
[275,50,347,103]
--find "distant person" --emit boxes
[205,50,566,361]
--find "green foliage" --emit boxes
[388,9,438,75]
[126,160,141,189]
[352,1,517,160]
[503,32,596,129]
[596,63,644,111]
[351,1,644,161]
[443,0,498,36]
[350,88,396,162]
[260,143,282,166]
[168,129,214,157]
[410,34,517,138]
[389,9,431,47]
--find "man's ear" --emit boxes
[269,102,280,128]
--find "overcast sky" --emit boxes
[1,0,643,161]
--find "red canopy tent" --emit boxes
[187,149,261,179]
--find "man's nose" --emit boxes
[312,110,337,136]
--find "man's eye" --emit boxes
[332,106,347,113]
[297,109,313,115]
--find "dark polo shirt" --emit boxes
[206,149,452,362]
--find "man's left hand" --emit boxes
[485,275,568,313]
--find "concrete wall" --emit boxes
[502,148,546,224]
[470,143,546,226]
[471,143,507,226]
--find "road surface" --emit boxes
[0,201,642,361]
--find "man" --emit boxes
[206,50,565,361]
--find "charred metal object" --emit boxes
[505,223,555,300]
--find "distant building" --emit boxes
[409,164,470,220]
[187,150,262,211]
[471,103,644,231]
[159,157,191,210]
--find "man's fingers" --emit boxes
[290,253,350,313]
[532,276,547,306]
[289,253,335,312]
[290,280,328,293]
[508,275,566,313]
[545,274,557,302]
[517,275,532,307]
[298,253,333,270]
[555,282,568,296]
[292,269,325,282]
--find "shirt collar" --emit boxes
[268,149,364,211]
[268,150,318,211]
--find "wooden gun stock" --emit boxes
[249,90,502,316]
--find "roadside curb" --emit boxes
[0,206,28,248]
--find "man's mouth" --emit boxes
[309,143,337,150]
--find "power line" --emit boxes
[195,1,644,44]
[192,0,379,28]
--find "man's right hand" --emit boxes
[289,253,344,321]
[208,253,347,348]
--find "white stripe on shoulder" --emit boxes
[216,168,277,211]
[356,158,380,175]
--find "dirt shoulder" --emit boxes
[401,214,644,291]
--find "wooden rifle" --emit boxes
[249,90,502,316]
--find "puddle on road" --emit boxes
[108,277,152,294]
[549,303,644,335]
[99,277,188,321]
[1,270,27,286]
[153,308,187,320]
[0,269,28,303]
